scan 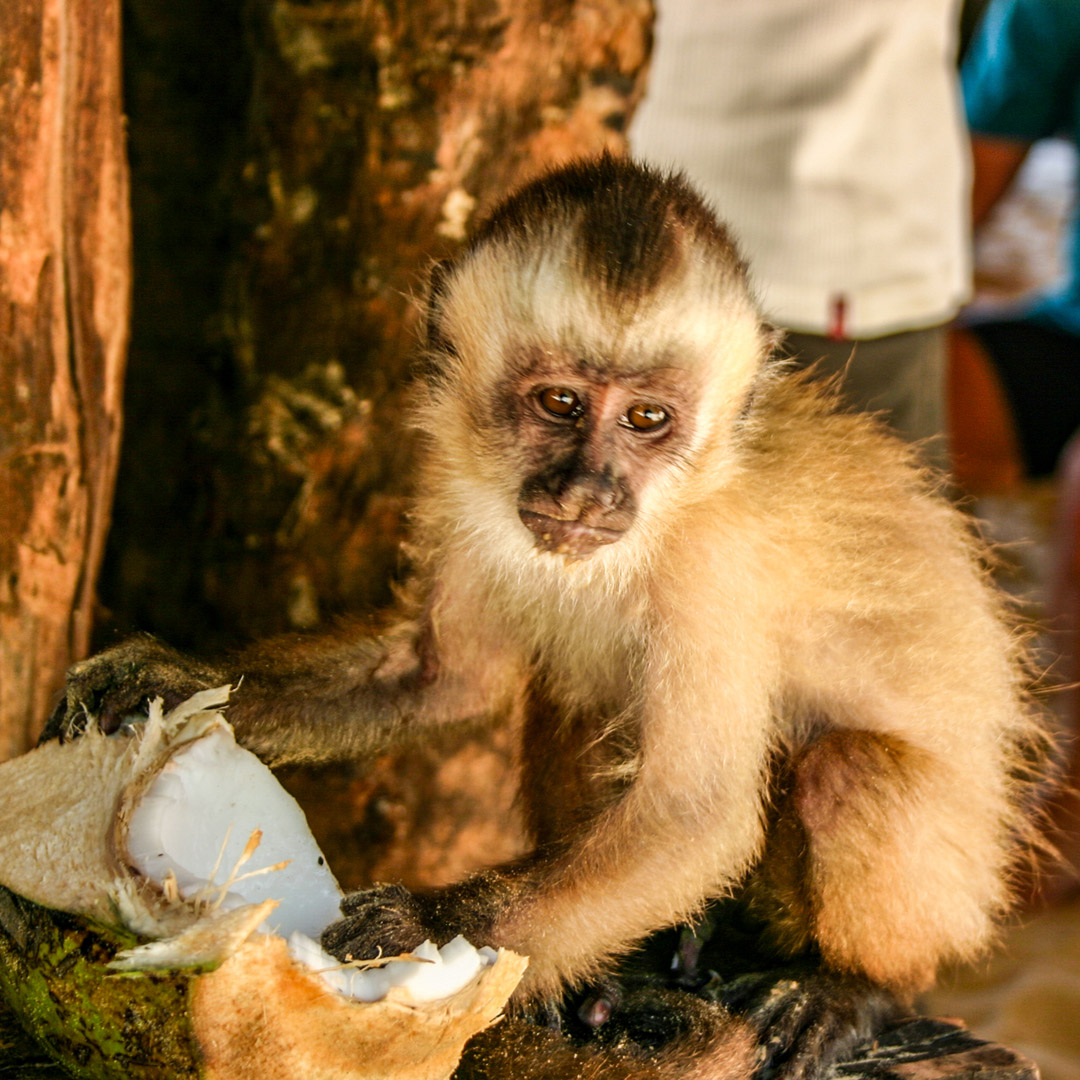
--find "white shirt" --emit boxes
[629,0,971,338]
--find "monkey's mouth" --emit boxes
[518,510,625,557]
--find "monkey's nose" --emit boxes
[560,471,622,510]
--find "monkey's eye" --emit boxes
[622,403,669,432]
[537,387,582,418]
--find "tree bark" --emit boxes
[0,0,130,759]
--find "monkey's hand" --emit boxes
[321,884,439,961]
[323,869,518,962]
[40,636,228,744]
[711,965,904,1080]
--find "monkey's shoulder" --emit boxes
[746,372,941,498]
[726,373,976,584]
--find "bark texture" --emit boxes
[0,0,130,759]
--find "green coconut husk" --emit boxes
[0,887,202,1078]
[0,690,526,1080]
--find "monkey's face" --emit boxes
[506,361,697,559]
[417,243,766,569]
[414,158,774,568]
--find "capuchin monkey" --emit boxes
[45,156,1051,1078]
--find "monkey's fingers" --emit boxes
[40,670,144,745]
[323,883,431,962]
[38,636,225,746]
[39,692,92,744]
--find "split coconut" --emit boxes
[0,687,526,1080]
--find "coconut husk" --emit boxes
[0,690,526,1079]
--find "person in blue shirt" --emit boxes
[956,0,1080,481]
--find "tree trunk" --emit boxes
[0,0,130,760]
[104,0,654,651]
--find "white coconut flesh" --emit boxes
[288,933,500,1005]
[120,698,499,1004]
[125,726,343,939]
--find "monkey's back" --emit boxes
[740,367,1046,841]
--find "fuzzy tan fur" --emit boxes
[48,159,1055,1064]
[396,158,1050,1003]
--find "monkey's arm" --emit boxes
[499,708,771,998]
[43,581,524,767]
[324,621,776,1003]
[223,605,522,765]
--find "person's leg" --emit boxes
[782,326,947,468]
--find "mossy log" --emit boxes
[0,889,199,1079]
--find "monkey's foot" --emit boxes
[322,883,434,962]
[709,967,903,1080]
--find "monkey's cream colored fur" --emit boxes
[45,158,1055,1080]
[404,203,1046,1003]
[51,162,1050,1064]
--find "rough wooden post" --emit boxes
[0,0,130,759]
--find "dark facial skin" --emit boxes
[509,363,696,558]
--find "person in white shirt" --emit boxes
[630,0,970,465]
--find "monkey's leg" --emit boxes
[589,905,898,1080]
[756,729,1012,996]
[705,957,902,1080]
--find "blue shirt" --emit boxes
[962,0,1080,336]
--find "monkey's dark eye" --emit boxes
[537,387,582,418]
[622,403,669,432]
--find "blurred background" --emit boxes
[1,0,1078,1074]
